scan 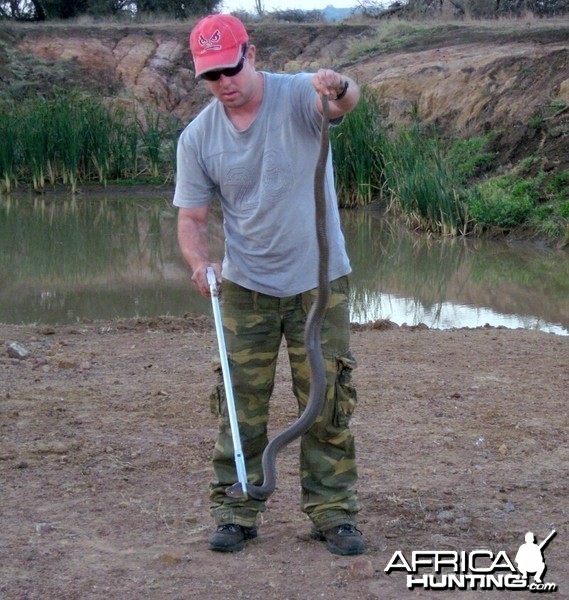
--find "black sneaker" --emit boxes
[209,524,258,553]
[311,524,365,556]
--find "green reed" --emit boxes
[382,124,469,235]
[330,89,468,234]
[53,95,88,193]
[108,106,140,180]
[140,108,163,178]
[331,86,386,208]
[140,108,180,180]
[0,110,17,193]
[20,98,53,191]
[86,100,115,185]
[2,89,469,237]
[0,93,178,193]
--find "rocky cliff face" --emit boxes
[4,20,569,170]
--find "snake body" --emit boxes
[225,95,331,501]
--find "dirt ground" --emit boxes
[1,315,567,599]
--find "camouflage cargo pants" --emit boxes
[208,276,360,531]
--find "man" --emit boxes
[174,13,363,555]
[515,532,546,583]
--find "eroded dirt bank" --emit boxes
[2,20,568,171]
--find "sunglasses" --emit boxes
[201,54,247,82]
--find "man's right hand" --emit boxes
[192,262,222,297]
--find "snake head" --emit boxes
[225,482,247,499]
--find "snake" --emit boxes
[225,94,332,501]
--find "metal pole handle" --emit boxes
[206,267,248,498]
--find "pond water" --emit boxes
[1,192,568,335]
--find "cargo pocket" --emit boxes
[209,361,228,431]
[333,351,358,428]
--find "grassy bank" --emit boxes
[1,89,567,244]
[332,87,568,243]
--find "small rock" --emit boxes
[57,360,77,369]
[34,441,70,455]
[7,342,30,359]
[349,558,374,579]
[35,523,53,535]
[437,509,455,523]
[498,444,508,456]
[504,501,515,513]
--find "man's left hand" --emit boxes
[312,68,346,99]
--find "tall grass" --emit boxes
[332,88,468,235]
[382,124,469,235]
[55,96,86,194]
[1,88,468,235]
[0,104,19,194]
[0,92,179,194]
[20,99,50,191]
[332,85,564,240]
[330,86,386,207]
[86,101,115,185]
[141,109,163,179]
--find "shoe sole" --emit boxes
[209,528,258,553]
[326,543,365,556]
[209,540,245,552]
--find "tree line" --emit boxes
[0,0,221,20]
[1,0,567,23]
[358,0,568,18]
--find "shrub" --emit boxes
[468,175,536,229]
[444,134,497,184]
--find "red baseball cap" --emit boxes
[189,14,249,79]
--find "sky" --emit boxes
[221,0,357,15]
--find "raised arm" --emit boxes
[312,69,360,120]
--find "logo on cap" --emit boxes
[198,29,222,53]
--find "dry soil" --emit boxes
[1,316,568,599]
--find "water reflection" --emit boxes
[342,211,569,334]
[1,194,568,335]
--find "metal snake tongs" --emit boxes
[206,266,248,499]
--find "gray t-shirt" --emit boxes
[173,71,351,297]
